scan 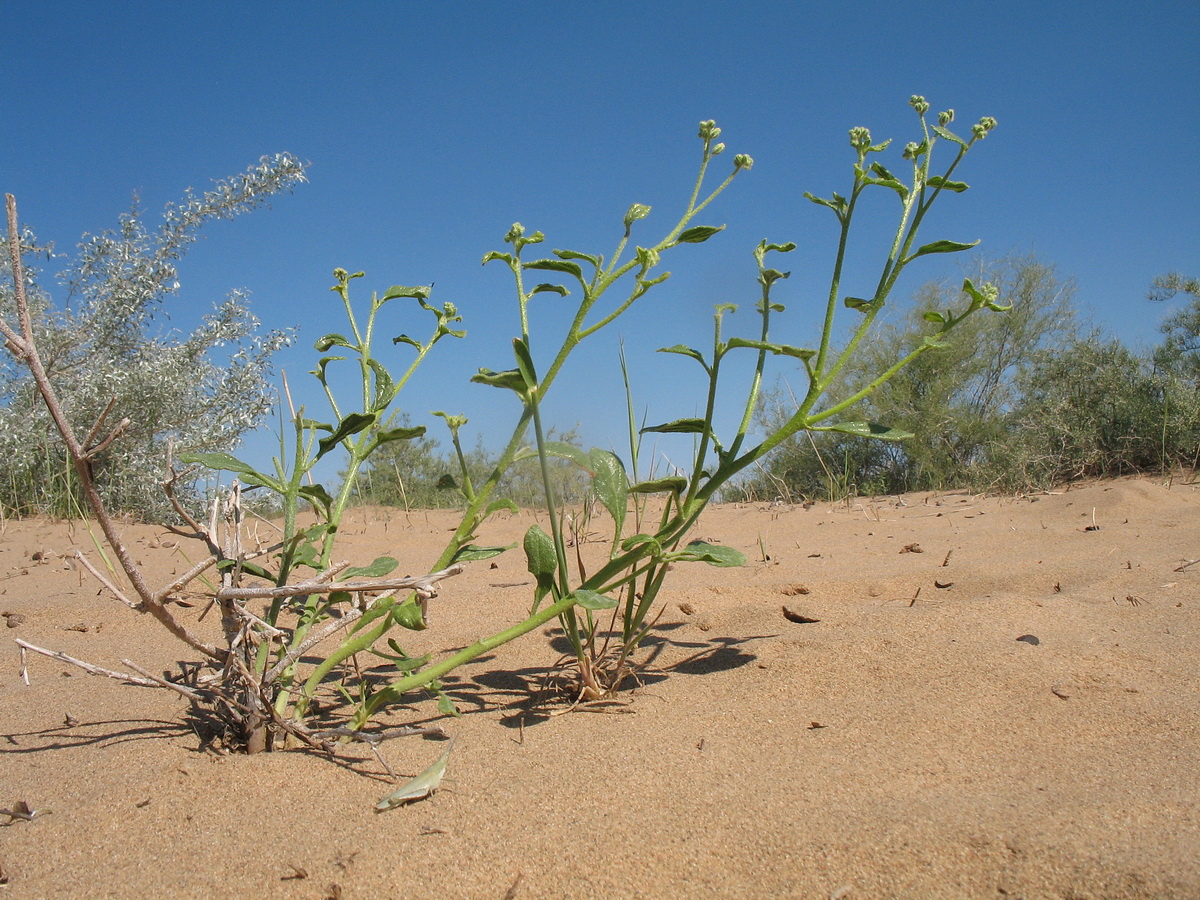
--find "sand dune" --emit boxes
[2,476,1198,898]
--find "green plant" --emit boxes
[351,97,1006,710]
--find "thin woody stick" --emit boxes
[218,563,465,601]
[73,550,138,608]
[15,639,161,687]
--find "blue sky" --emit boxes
[3,1,1198,480]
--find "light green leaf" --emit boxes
[573,588,619,610]
[380,284,432,302]
[451,543,515,563]
[529,282,569,297]
[482,250,514,266]
[588,448,628,536]
[554,248,601,268]
[523,258,584,279]
[314,332,357,352]
[343,556,400,579]
[523,525,557,578]
[927,175,969,193]
[674,541,746,567]
[818,421,914,441]
[623,203,652,228]
[930,124,968,148]
[512,338,537,389]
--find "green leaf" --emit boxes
[529,282,569,297]
[317,412,377,459]
[539,440,591,470]
[523,525,557,578]
[819,421,914,441]
[437,692,461,718]
[217,558,276,582]
[380,284,431,302]
[674,541,746,567]
[523,524,557,611]
[641,417,709,435]
[623,203,652,228]
[676,225,724,244]
[930,124,968,148]
[367,358,397,411]
[572,588,619,610]
[629,476,687,494]
[588,448,628,536]
[392,597,426,630]
[392,334,422,349]
[923,310,947,324]
[927,175,969,193]
[554,248,601,268]
[436,474,459,491]
[523,258,584,279]
[451,543,515,563]
[621,533,662,555]
[298,483,335,517]
[909,239,979,260]
[657,344,710,372]
[471,367,528,394]
[512,338,538,389]
[177,451,282,493]
[482,250,514,266]
[371,425,425,449]
[314,333,357,352]
[483,498,519,518]
[343,556,400,579]
[843,297,877,313]
[726,337,816,361]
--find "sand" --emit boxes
[1,475,1198,899]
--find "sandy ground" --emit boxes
[1,475,1198,899]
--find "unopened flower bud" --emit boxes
[733,153,754,170]
[909,95,930,115]
[902,141,920,160]
[939,109,954,125]
[698,120,721,140]
[848,126,872,150]
[711,142,725,155]
[972,116,997,139]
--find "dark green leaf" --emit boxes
[843,297,877,312]
[343,556,400,579]
[298,483,335,517]
[437,692,461,718]
[317,412,377,459]
[529,282,569,297]
[392,334,422,349]
[482,250,514,266]
[380,284,431,302]
[629,476,687,494]
[217,558,276,582]
[512,338,537,389]
[178,451,282,492]
[923,310,947,324]
[371,425,426,448]
[367,358,397,410]
[909,239,979,260]
[657,344,710,371]
[641,418,709,435]
[523,525,557,577]
[726,337,816,361]
[436,473,458,491]
[676,225,724,244]
[572,588,619,610]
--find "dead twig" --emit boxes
[15,639,161,687]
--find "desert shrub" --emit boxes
[1004,334,1199,487]
[0,155,305,519]
[736,253,1077,498]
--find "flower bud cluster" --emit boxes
[909,95,930,115]
[848,126,872,151]
[972,116,998,139]
[698,120,721,141]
